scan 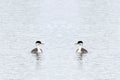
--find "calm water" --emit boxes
[0,0,120,80]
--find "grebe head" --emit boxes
[77,41,83,46]
[35,41,42,46]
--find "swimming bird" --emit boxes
[75,41,88,60]
[31,41,43,60]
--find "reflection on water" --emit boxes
[36,54,40,60]
[35,53,44,70]
[76,49,83,60]
[35,58,42,69]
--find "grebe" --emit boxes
[75,41,88,60]
[31,41,43,60]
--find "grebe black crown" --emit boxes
[77,41,83,44]
[36,41,41,44]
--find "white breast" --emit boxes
[78,46,82,53]
[37,46,42,53]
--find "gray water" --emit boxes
[0,0,120,80]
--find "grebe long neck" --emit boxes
[78,45,82,53]
[37,45,41,53]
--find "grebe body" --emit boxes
[31,41,43,60]
[75,41,88,60]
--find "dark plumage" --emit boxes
[31,48,37,54]
[31,48,39,60]
[36,41,41,44]
[76,48,88,54]
[81,48,88,54]
[77,41,83,44]
[76,48,88,60]
[31,48,43,54]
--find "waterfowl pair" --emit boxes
[31,40,88,60]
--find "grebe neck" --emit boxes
[79,45,82,50]
[78,45,82,53]
[37,45,41,53]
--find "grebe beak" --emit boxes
[74,43,78,45]
[41,43,44,45]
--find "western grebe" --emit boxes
[75,41,88,60]
[31,41,43,60]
